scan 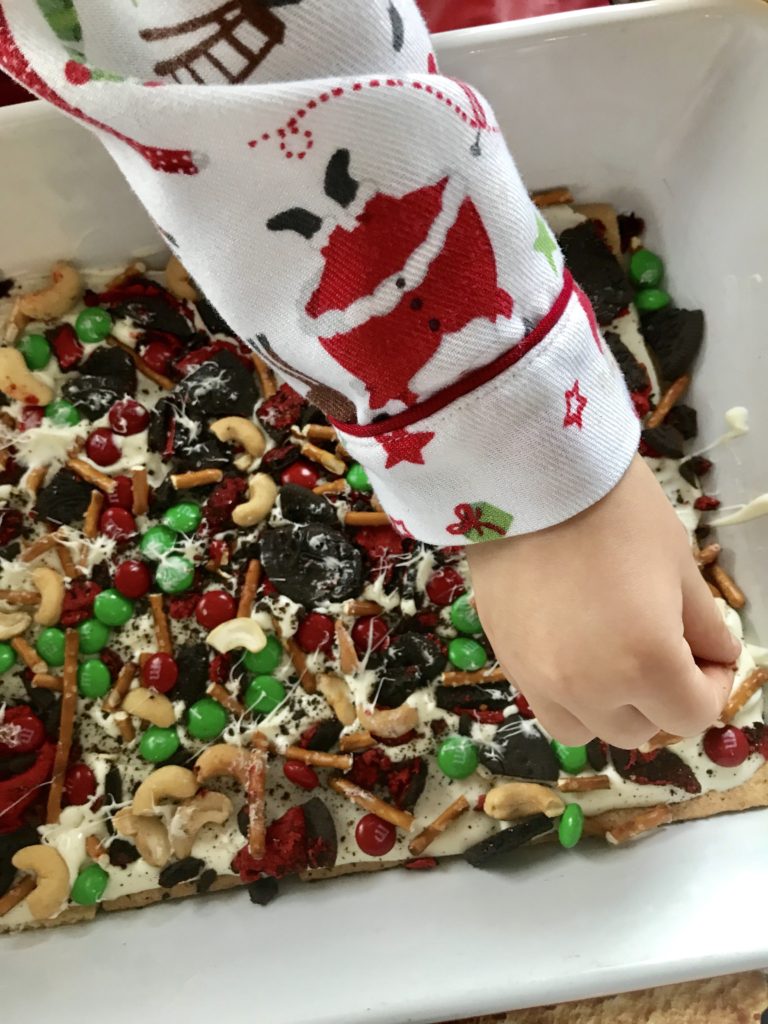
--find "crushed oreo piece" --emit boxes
[35,469,92,526]
[559,221,634,325]
[665,404,698,441]
[0,825,39,897]
[604,330,651,394]
[108,838,140,868]
[378,633,448,707]
[300,719,343,752]
[180,350,258,420]
[61,375,123,421]
[22,687,61,741]
[610,746,701,794]
[170,643,210,705]
[279,484,338,527]
[260,524,363,605]
[641,308,704,382]
[303,797,338,869]
[641,424,685,460]
[196,868,218,894]
[680,455,713,488]
[114,293,193,339]
[80,347,137,394]
[586,738,608,772]
[435,683,510,713]
[260,442,301,479]
[618,212,645,253]
[479,716,560,783]
[196,298,234,337]
[248,877,280,906]
[463,814,554,868]
[257,383,307,440]
[158,856,205,888]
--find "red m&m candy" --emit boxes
[64,762,97,806]
[703,726,750,768]
[114,560,152,599]
[296,611,335,654]
[109,399,149,436]
[283,760,320,791]
[86,428,121,467]
[100,507,137,544]
[426,567,465,606]
[355,813,396,857]
[141,652,179,694]
[195,590,236,630]
[105,475,134,510]
[351,616,390,657]
[280,460,320,489]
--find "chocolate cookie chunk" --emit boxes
[378,632,448,707]
[435,683,510,713]
[604,330,651,394]
[180,350,258,420]
[0,825,39,897]
[559,221,634,325]
[279,484,338,527]
[196,298,235,337]
[641,307,704,382]
[260,524,363,605]
[665,404,698,441]
[61,375,123,420]
[158,857,205,888]
[463,814,554,867]
[170,643,210,705]
[35,468,92,525]
[114,293,193,339]
[610,746,701,794]
[81,347,137,395]
[248,877,279,905]
[641,424,685,459]
[303,797,338,869]
[479,716,560,783]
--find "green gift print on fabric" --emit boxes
[37,0,82,43]
[447,501,514,543]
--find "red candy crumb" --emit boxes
[256,383,306,433]
[514,693,534,719]
[0,509,23,547]
[404,857,438,871]
[99,507,137,544]
[168,593,200,620]
[86,428,121,467]
[99,648,123,681]
[694,495,721,512]
[475,794,486,812]
[296,612,335,655]
[64,762,96,806]
[355,813,396,857]
[141,653,178,694]
[114,560,151,599]
[280,460,320,489]
[48,323,83,370]
[195,590,236,629]
[61,579,101,627]
[141,339,178,377]
[426,567,465,606]
[283,760,320,791]
[0,740,56,834]
[703,726,750,768]
[347,748,392,790]
[233,805,308,880]
[351,616,390,657]
[19,406,43,431]
[203,475,248,534]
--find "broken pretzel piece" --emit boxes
[300,441,346,477]
[282,746,352,772]
[67,458,116,495]
[707,565,746,610]
[103,662,136,714]
[605,805,673,845]
[558,775,612,793]
[46,630,78,824]
[532,186,573,209]
[330,777,414,832]
[335,620,358,675]
[149,594,173,654]
[645,374,691,430]
[132,467,149,516]
[409,795,469,856]
[721,667,768,724]
[83,490,104,540]
[171,468,224,490]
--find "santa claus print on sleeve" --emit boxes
[0,0,639,545]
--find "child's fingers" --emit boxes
[526,694,593,746]
[635,645,730,738]
[573,704,656,751]
[681,561,742,665]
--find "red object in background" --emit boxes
[0,73,32,106]
[419,0,609,32]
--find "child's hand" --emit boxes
[467,455,740,749]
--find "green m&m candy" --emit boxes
[0,642,17,673]
[140,525,177,561]
[45,398,81,427]
[77,658,112,699]
[155,555,195,594]
[635,288,671,314]
[93,588,134,627]
[346,463,372,493]
[139,725,180,763]
[19,333,51,370]
[36,627,67,667]
[187,697,228,741]
[437,735,479,780]
[243,634,283,674]
[162,501,202,534]
[70,863,109,906]
[629,248,664,290]
[551,741,588,775]
[558,804,584,849]
[77,618,111,654]
[448,636,487,672]
[75,307,112,344]
[245,675,286,714]
[450,594,482,635]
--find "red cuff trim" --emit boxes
[330,270,575,439]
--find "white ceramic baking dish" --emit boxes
[2,1,768,1020]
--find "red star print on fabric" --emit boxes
[563,380,587,430]
[389,517,415,539]
[378,428,435,469]
[574,284,603,353]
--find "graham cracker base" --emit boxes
[101,873,243,913]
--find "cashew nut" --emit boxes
[210,417,266,472]
[169,791,233,858]
[114,808,171,868]
[122,688,176,728]
[358,702,419,739]
[17,262,83,321]
[0,610,32,641]
[0,348,54,405]
[318,674,356,727]
[32,567,64,627]
[206,617,266,655]
[232,473,278,528]
[194,743,249,786]
[11,845,69,921]
[483,782,565,822]
[165,254,198,303]
[131,766,198,816]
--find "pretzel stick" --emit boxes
[46,629,79,824]
[66,458,116,495]
[131,468,149,516]
[335,442,351,462]
[532,186,573,208]
[344,511,390,527]
[31,673,63,692]
[24,465,46,497]
[105,261,145,290]
[695,543,721,567]
[442,667,508,687]
[313,479,347,496]
[343,600,383,617]
[301,442,346,477]
[708,565,746,609]
[247,748,268,859]
[0,590,40,606]
[641,730,683,753]
[721,667,768,724]
[107,336,174,390]
[103,662,136,714]
[208,682,245,717]
[605,806,673,845]
[149,594,172,654]
[707,581,723,599]
[300,424,337,442]
[55,541,79,579]
[83,490,104,540]
[115,714,136,745]
[339,730,376,753]
[11,637,46,673]
[237,559,261,618]
[171,468,223,490]
[408,795,469,856]
[0,876,36,918]
[282,746,352,771]
[252,354,277,399]
[330,777,414,831]
[558,775,612,793]
[285,637,317,694]
[335,620,359,675]
[645,375,691,429]
[21,533,60,563]
[85,836,106,861]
